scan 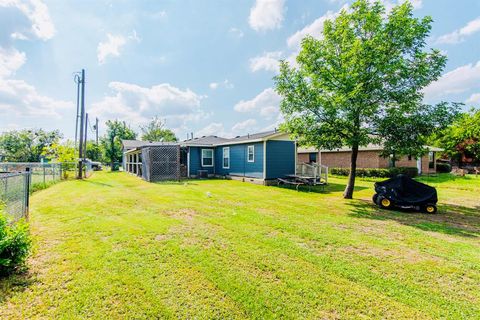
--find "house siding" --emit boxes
[215,142,264,178]
[188,147,215,176]
[266,140,296,179]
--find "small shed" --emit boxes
[123,141,183,182]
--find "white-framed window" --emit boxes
[247,145,254,162]
[223,147,230,169]
[201,149,214,167]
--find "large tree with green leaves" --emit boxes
[431,108,480,164]
[275,0,457,198]
[140,117,178,142]
[101,120,136,170]
[0,129,62,162]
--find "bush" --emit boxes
[436,163,452,173]
[330,167,418,178]
[0,212,32,276]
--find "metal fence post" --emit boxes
[43,164,46,185]
[25,167,30,221]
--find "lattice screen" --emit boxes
[143,146,180,181]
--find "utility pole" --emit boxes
[77,69,85,179]
[74,78,81,152]
[85,113,89,157]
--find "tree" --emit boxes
[432,108,480,164]
[101,120,136,170]
[140,117,178,142]
[86,141,102,162]
[0,129,62,162]
[42,141,77,178]
[275,0,457,198]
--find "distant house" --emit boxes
[122,130,296,184]
[297,144,443,174]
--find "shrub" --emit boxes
[0,212,32,276]
[330,167,418,178]
[436,163,452,173]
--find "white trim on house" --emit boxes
[262,141,267,179]
[187,147,190,178]
[222,147,230,169]
[201,148,214,167]
[247,145,255,162]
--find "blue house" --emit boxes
[123,130,297,184]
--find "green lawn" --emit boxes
[1,172,479,319]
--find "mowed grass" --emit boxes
[1,172,479,319]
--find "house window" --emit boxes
[247,145,254,162]
[201,149,213,167]
[223,147,230,169]
[408,155,412,161]
[309,152,317,163]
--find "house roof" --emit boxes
[181,130,292,147]
[298,144,444,153]
[123,130,293,151]
[122,140,178,150]
[181,135,230,147]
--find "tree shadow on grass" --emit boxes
[0,271,37,304]
[81,180,114,187]
[347,200,480,238]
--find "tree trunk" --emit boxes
[343,144,359,199]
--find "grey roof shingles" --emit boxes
[123,130,286,150]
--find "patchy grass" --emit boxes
[0,172,479,319]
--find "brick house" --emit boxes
[297,144,443,174]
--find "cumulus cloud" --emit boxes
[195,122,226,137]
[234,88,281,120]
[209,79,234,90]
[91,81,207,132]
[249,0,285,32]
[0,78,72,118]
[0,0,55,40]
[232,119,257,133]
[97,34,127,64]
[249,51,282,73]
[287,7,345,49]
[229,27,244,38]
[466,93,480,105]
[423,61,480,101]
[0,47,26,77]
[436,17,480,44]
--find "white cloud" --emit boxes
[249,51,282,73]
[423,61,480,101]
[229,27,244,38]
[91,82,207,132]
[0,78,72,118]
[0,0,55,40]
[466,93,480,105]
[436,17,480,44]
[196,122,226,137]
[249,0,285,32]
[287,7,345,49]
[232,119,257,133]
[97,33,127,64]
[0,47,26,78]
[10,32,28,40]
[234,88,281,120]
[209,79,234,90]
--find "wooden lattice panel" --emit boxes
[147,146,180,181]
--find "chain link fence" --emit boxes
[0,162,96,221]
[0,172,30,222]
[0,162,63,186]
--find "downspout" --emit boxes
[187,147,190,178]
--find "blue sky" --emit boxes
[1,0,479,140]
